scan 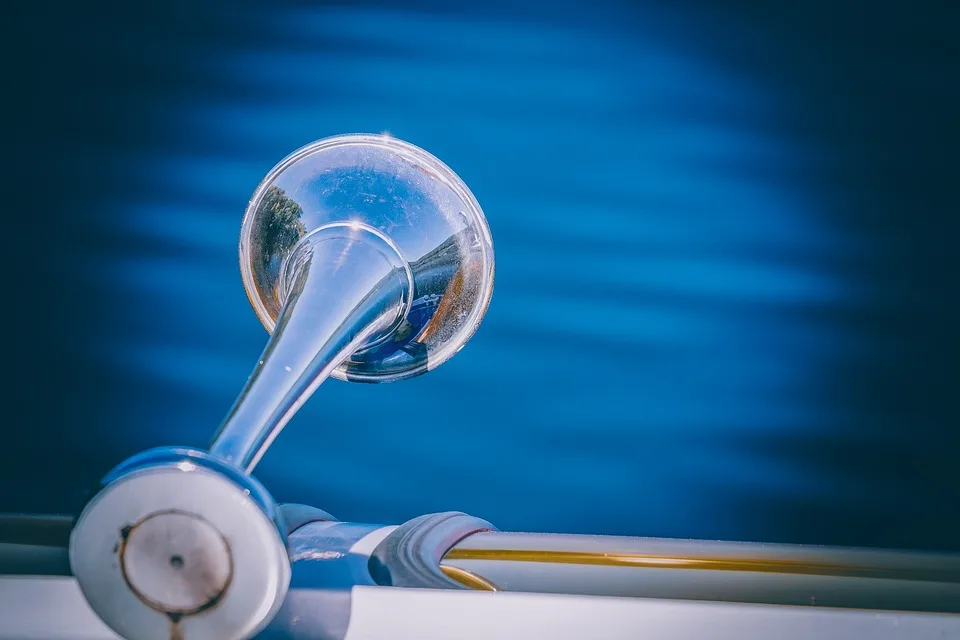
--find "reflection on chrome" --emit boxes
[212,134,495,473]
[59,134,494,640]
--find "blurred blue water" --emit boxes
[6,1,959,550]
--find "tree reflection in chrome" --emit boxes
[249,186,306,284]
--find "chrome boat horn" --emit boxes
[69,134,495,640]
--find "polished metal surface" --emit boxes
[442,531,960,612]
[69,448,291,640]
[210,134,494,472]
[64,135,492,640]
[97,447,286,535]
[240,133,494,382]
[211,222,413,471]
[368,512,496,590]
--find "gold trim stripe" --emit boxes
[440,564,502,591]
[444,549,960,584]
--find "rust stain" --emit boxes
[118,509,235,625]
[418,268,465,344]
[168,613,184,640]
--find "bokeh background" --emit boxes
[5,0,959,551]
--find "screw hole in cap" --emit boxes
[120,510,233,616]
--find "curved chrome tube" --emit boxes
[210,134,494,474]
[67,134,494,640]
[210,222,413,472]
